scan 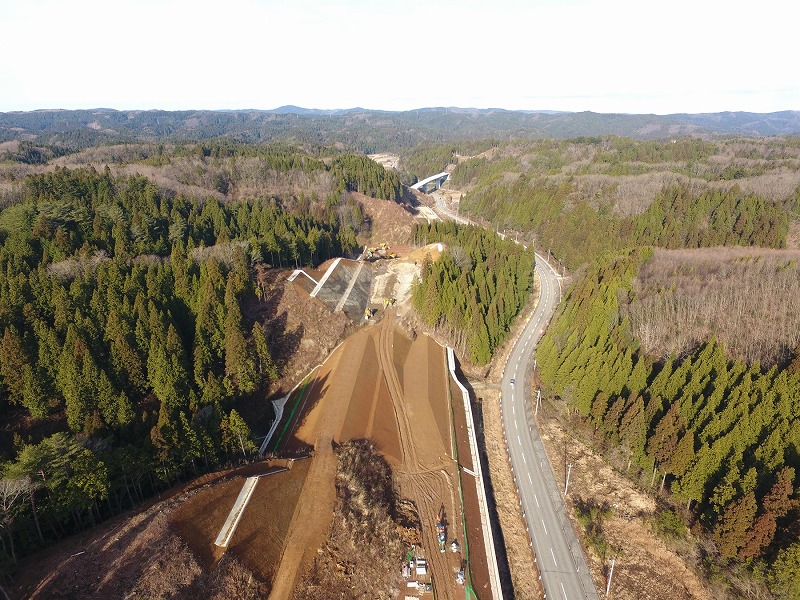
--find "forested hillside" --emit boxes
[414,136,800,596]
[411,222,535,364]
[3,108,800,155]
[405,137,800,270]
[535,251,800,595]
[0,150,402,575]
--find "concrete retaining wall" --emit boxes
[447,347,504,600]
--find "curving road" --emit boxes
[424,183,598,598]
[500,256,599,600]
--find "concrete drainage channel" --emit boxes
[214,468,290,550]
[448,347,504,600]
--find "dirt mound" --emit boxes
[10,462,274,600]
[353,191,418,247]
[405,242,447,263]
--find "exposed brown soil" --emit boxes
[337,332,402,463]
[268,340,350,598]
[10,461,278,600]
[265,308,478,599]
[353,191,419,247]
[536,410,715,600]
[172,459,311,587]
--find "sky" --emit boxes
[1,0,796,115]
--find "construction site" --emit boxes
[170,242,497,599]
[8,234,500,600]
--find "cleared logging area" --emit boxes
[629,247,800,365]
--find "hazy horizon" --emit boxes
[2,105,798,116]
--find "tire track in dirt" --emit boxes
[406,471,460,600]
[379,312,417,470]
[378,314,460,600]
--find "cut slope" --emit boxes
[353,191,418,246]
[11,463,275,599]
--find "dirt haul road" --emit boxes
[270,311,467,599]
[378,312,464,600]
[267,343,347,599]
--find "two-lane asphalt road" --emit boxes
[500,256,599,600]
[422,181,598,598]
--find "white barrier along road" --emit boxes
[447,347,503,600]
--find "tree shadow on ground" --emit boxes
[450,356,516,599]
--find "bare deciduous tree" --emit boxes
[629,248,800,365]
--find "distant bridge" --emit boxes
[410,171,450,192]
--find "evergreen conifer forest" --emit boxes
[0,151,401,568]
[0,128,798,597]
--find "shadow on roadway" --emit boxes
[450,356,516,599]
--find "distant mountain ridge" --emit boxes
[1,107,798,152]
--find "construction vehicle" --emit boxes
[364,307,372,320]
[363,242,397,261]
[436,506,447,553]
[450,539,460,553]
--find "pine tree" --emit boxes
[0,326,28,406]
[740,467,796,559]
[223,278,257,395]
[221,409,256,459]
[668,429,696,478]
[713,492,758,559]
[252,322,278,381]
